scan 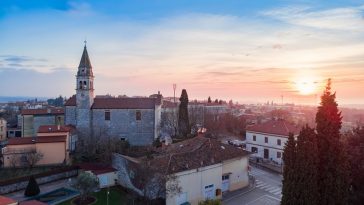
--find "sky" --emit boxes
[0,0,364,105]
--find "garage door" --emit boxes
[204,184,215,200]
[98,175,108,188]
[222,175,230,192]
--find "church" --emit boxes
[64,44,162,145]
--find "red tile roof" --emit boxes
[91,97,157,109]
[19,200,47,205]
[7,135,67,145]
[0,196,17,205]
[77,163,117,175]
[21,108,64,115]
[64,95,76,106]
[149,136,250,174]
[38,125,75,133]
[162,101,177,109]
[246,120,301,136]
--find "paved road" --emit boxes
[223,166,282,205]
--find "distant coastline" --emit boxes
[0,96,48,103]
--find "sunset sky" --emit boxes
[0,0,363,105]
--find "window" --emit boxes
[265,137,268,143]
[251,147,258,153]
[253,135,256,141]
[0,126,2,131]
[136,110,141,121]
[79,81,82,89]
[105,110,110,121]
[277,139,281,146]
[222,175,230,180]
[277,151,282,158]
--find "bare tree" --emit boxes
[24,148,43,168]
[9,154,19,168]
[161,109,178,138]
[134,160,181,203]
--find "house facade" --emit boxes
[112,136,250,205]
[2,135,69,167]
[65,45,162,145]
[0,118,6,141]
[246,120,300,164]
[20,108,64,137]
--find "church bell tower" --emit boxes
[76,42,94,135]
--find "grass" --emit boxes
[57,187,130,205]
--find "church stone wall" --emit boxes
[65,106,76,126]
[92,109,155,145]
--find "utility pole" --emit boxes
[173,84,177,103]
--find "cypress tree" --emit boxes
[24,176,40,197]
[316,79,349,205]
[178,89,190,137]
[295,125,319,205]
[281,133,297,205]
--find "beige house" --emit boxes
[2,135,69,167]
[0,117,7,141]
[113,136,250,205]
[37,125,77,153]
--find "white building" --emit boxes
[246,120,300,164]
[112,136,251,205]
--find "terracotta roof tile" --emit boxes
[7,135,67,145]
[65,95,76,106]
[149,136,250,174]
[37,125,75,133]
[21,108,64,115]
[77,163,117,175]
[246,120,300,136]
[0,196,17,204]
[91,97,157,109]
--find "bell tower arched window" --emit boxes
[79,81,83,89]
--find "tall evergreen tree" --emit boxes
[281,133,297,205]
[346,127,364,205]
[295,125,319,205]
[24,176,40,197]
[208,96,212,103]
[316,79,349,205]
[178,89,190,137]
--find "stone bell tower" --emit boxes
[75,42,94,135]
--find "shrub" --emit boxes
[24,176,40,197]
[198,199,221,205]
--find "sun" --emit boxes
[295,77,317,95]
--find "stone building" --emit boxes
[65,45,162,145]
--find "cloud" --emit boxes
[261,5,364,31]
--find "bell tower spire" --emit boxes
[75,42,94,135]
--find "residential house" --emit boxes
[20,108,64,137]
[112,136,251,205]
[78,163,118,188]
[2,135,70,167]
[245,120,300,164]
[0,118,6,141]
[37,125,77,153]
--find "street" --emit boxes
[223,166,282,205]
